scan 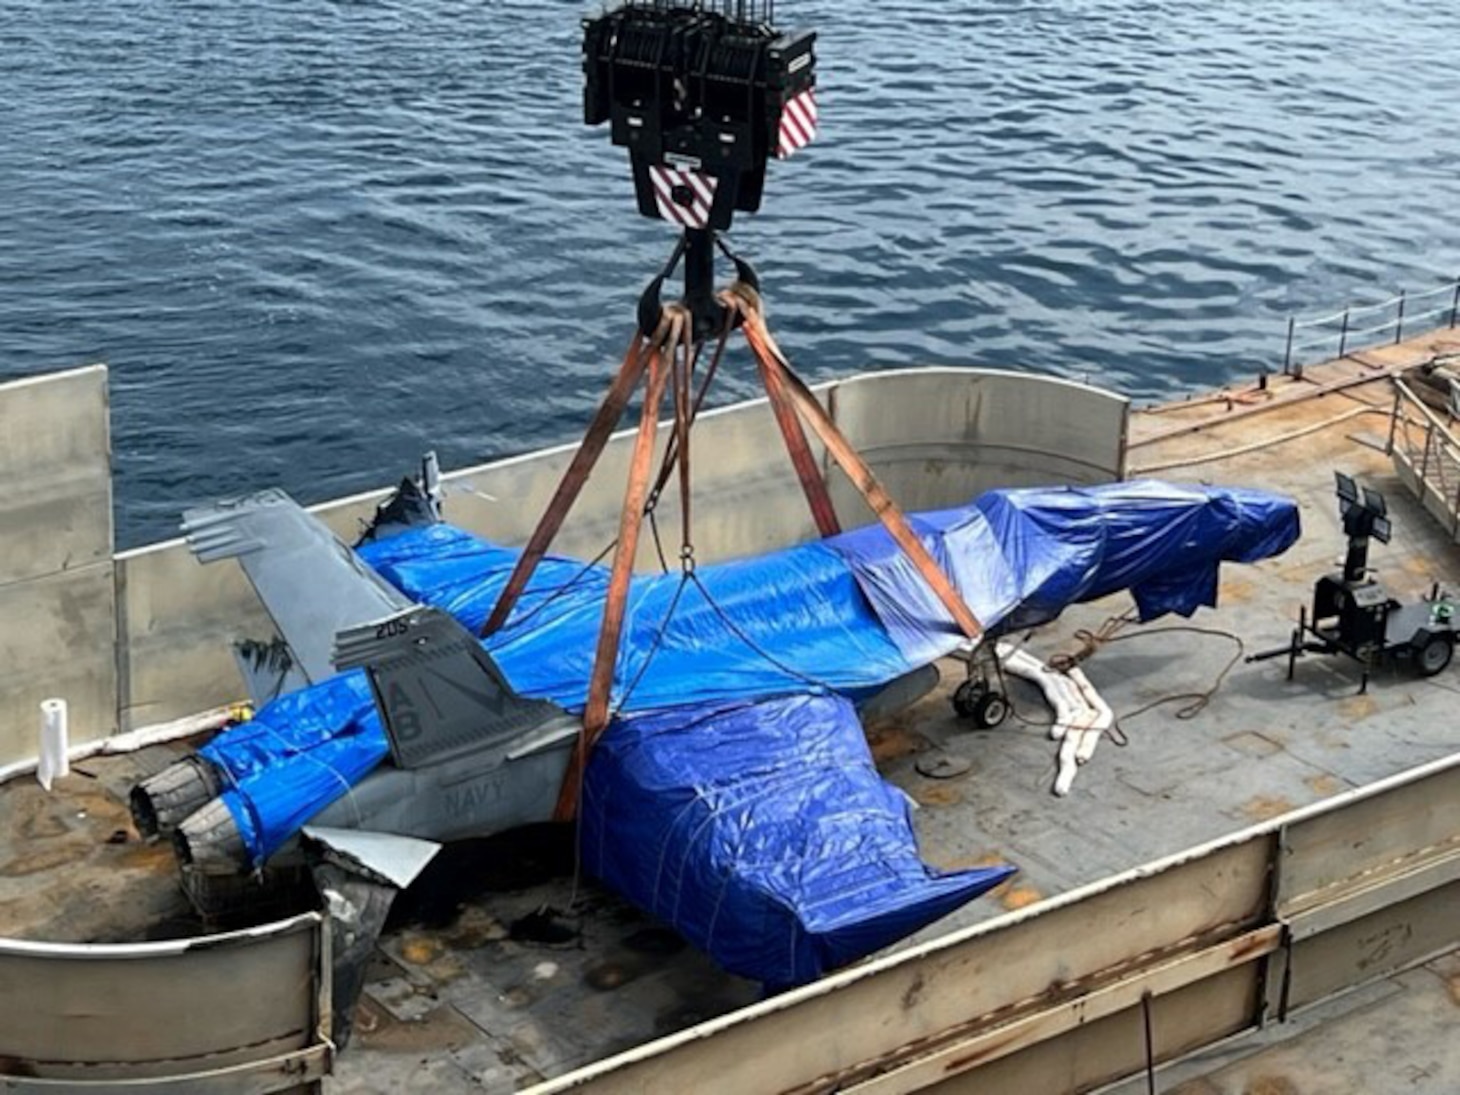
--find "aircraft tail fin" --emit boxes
[333,606,569,770]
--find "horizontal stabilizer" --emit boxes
[182,490,413,685]
[302,826,440,889]
[334,606,569,770]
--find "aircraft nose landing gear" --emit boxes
[951,645,1011,730]
[952,679,1011,730]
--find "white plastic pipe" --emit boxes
[37,698,69,791]
[1056,725,1084,797]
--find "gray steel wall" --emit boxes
[0,366,116,766]
[824,368,1127,519]
[2,365,1128,750]
[0,912,330,1090]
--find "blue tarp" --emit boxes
[201,480,1299,870]
[358,523,912,711]
[833,480,1300,664]
[581,693,1015,987]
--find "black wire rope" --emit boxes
[495,538,619,634]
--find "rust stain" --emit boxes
[4,785,133,858]
[111,830,170,867]
[1220,576,1257,604]
[1398,555,1440,580]
[926,851,1011,886]
[0,842,91,877]
[1304,773,1343,798]
[1447,972,1460,1007]
[442,907,507,950]
[1228,928,1278,961]
[943,1026,1025,1073]
[1222,730,1282,758]
[963,852,1009,870]
[352,997,478,1053]
[912,785,963,808]
[586,962,639,991]
[1337,694,1378,721]
[1242,795,1295,822]
[1244,1076,1300,1095]
[10,789,72,840]
[399,935,444,966]
[866,718,926,764]
[1000,885,1042,911]
[424,955,466,984]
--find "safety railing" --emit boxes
[1283,277,1460,378]
[1388,378,1460,541]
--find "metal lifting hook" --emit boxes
[638,229,764,339]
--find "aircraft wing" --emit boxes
[182,489,414,687]
[580,692,1016,989]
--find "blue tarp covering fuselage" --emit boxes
[203,479,1299,862]
[197,479,1297,982]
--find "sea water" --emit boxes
[3,0,1459,545]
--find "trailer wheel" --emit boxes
[1415,633,1454,677]
[971,690,1010,730]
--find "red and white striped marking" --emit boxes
[649,165,718,229]
[776,88,818,158]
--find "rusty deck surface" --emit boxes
[3,340,1460,1093]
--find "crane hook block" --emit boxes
[582,1,817,233]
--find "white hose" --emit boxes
[995,643,1114,797]
[1,704,237,788]
[997,644,1082,740]
[1068,667,1115,765]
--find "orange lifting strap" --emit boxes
[481,288,982,822]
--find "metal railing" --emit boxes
[1388,378,1460,540]
[1283,277,1460,377]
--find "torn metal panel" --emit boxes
[303,826,440,890]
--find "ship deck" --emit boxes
[3,338,1459,1093]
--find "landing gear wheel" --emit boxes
[1415,633,1453,677]
[952,678,987,719]
[970,690,1010,730]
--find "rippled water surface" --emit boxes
[5,1,1460,546]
